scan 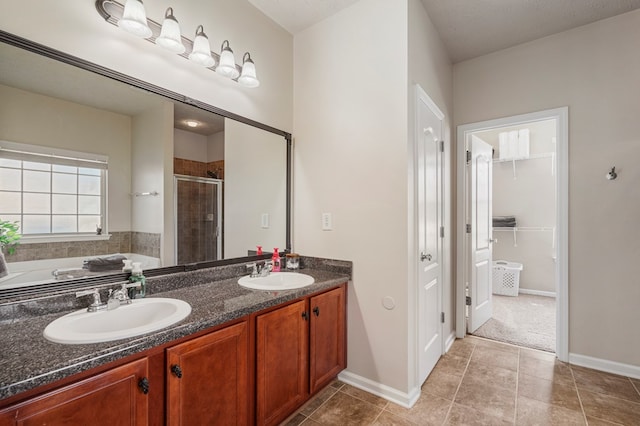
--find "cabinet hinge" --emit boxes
[439,140,444,152]
[440,312,445,323]
[440,226,445,238]
[466,296,472,306]
[466,224,471,233]
[466,150,471,163]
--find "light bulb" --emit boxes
[188,25,215,67]
[156,8,185,54]
[118,0,152,38]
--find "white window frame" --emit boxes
[0,140,110,243]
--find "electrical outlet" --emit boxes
[261,213,269,229]
[322,213,332,231]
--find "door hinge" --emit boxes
[441,312,445,323]
[466,296,472,306]
[440,226,445,238]
[466,150,471,163]
[466,224,471,233]
[439,140,444,152]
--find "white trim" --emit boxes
[456,107,569,362]
[445,331,456,352]
[338,370,421,408]
[20,234,112,244]
[518,288,556,298]
[569,353,640,380]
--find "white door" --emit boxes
[416,87,444,384]
[467,135,493,333]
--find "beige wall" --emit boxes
[0,84,132,232]
[294,0,453,396]
[453,10,640,366]
[0,0,293,132]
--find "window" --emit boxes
[0,141,107,237]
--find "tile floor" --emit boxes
[282,336,640,425]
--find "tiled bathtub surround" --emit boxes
[130,232,161,258]
[3,231,131,262]
[283,336,640,425]
[0,257,352,400]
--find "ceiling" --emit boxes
[249,0,640,63]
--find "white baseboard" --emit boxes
[569,353,640,380]
[518,288,556,297]
[445,331,456,352]
[337,370,420,408]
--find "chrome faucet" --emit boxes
[107,283,142,310]
[246,261,272,278]
[76,288,107,312]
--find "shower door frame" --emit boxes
[174,174,223,264]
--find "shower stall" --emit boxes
[174,175,223,264]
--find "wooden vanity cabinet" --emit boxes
[256,285,346,426]
[0,358,149,426]
[166,321,249,426]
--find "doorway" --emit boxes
[456,108,568,361]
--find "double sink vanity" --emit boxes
[0,257,351,425]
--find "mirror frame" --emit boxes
[0,30,292,301]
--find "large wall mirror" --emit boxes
[0,31,291,297]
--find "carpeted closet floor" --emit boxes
[471,294,556,352]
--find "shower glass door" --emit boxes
[174,175,223,264]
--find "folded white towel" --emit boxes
[518,128,530,158]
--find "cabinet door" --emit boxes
[256,300,308,426]
[166,321,248,426]
[0,358,148,426]
[310,286,346,393]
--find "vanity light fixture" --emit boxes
[95,0,260,88]
[155,7,185,54]
[188,25,215,67]
[217,40,240,79]
[238,52,260,88]
[118,0,152,38]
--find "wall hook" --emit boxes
[606,166,617,180]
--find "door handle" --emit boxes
[489,238,498,244]
[420,252,432,262]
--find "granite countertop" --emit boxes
[0,259,351,402]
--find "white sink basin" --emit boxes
[238,272,315,291]
[43,298,191,344]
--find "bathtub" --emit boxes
[0,253,161,290]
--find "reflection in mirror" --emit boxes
[0,33,290,293]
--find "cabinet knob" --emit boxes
[302,311,309,321]
[171,364,183,378]
[313,306,320,317]
[138,377,150,394]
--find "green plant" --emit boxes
[0,219,21,255]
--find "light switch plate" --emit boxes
[261,213,269,229]
[322,213,332,231]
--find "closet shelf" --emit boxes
[493,226,556,248]
[493,152,555,178]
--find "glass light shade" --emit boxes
[188,25,215,67]
[118,0,152,38]
[156,8,185,54]
[238,52,260,88]
[216,40,240,79]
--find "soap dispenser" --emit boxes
[128,262,146,299]
[271,248,281,272]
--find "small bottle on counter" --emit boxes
[271,248,281,272]
[285,253,300,270]
[128,262,146,299]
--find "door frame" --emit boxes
[455,107,568,361]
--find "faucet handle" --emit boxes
[246,263,258,276]
[76,288,105,312]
